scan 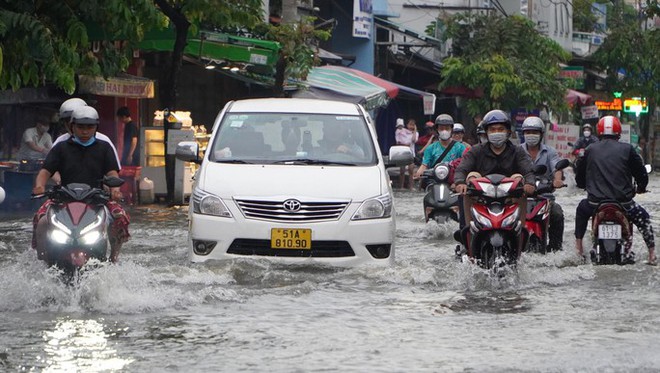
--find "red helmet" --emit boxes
[597,116,621,137]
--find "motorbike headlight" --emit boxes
[434,165,450,180]
[352,194,393,220]
[471,207,492,228]
[192,188,232,217]
[502,209,520,228]
[80,230,102,245]
[477,182,497,198]
[49,228,72,244]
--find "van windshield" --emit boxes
[208,113,377,165]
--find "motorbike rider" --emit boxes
[520,116,565,251]
[452,123,471,150]
[414,114,468,182]
[575,115,656,265]
[32,106,130,263]
[572,123,598,159]
[476,122,487,145]
[454,110,535,241]
[52,98,121,168]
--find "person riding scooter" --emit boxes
[414,114,468,187]
[519,116,565,251]
[574,115,656,265]
[454,110,535,254]
[32,106,130,263]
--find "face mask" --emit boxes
[524,134,541,146]
[487,132,508,148]
[73,135,96,147]
[583,131,591,138]
[438,130,452,141]
[479,136,488,144]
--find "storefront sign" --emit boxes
[560,66,585,89]
[79,75,155,98]
[580,105,599,120]
[352,0,372,39]
[623,97,648,114]
[423,94,436,115]
[544,124,580,159]
[594,98,622,111]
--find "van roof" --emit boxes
[227,98,361,115]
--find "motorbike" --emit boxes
[421,163,459,224]
[589,200,634,265]
[33,176,124,275]
[456,174,527,271]
[524,159,570,254]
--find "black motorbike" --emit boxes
[421,163,459,224]
[33,177,124,275]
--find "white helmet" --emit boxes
[521,116,545,134]
[59,98,87,119]
[452,123,465,133]
[71,106,99,125]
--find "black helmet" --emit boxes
[434,114,454,128]
[476,121,485,135]
[482,110,511,131]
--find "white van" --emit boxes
[176,98,412,266]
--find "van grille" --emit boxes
[235,198,349,222]
[227,239,355,257]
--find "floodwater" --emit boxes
[1,173,660,372]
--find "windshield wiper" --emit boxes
[272,158,357,166]
[214,159,253,164]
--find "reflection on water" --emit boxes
[40,317,132,372]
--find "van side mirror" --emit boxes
[176,141,201,164]
[387,145,414,167]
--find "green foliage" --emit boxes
[645,0,660,17]
[573,0,599,32]
[0,1,163,93]
[439,14,571,116]
[592,10,660,105]
[253,17,331,82]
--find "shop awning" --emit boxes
[78,74,155,98]
[565,89,592,105]
[293,65,435,110]
[139,29,280,71]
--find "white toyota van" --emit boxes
[176,98,412,266]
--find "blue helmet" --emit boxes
[482,110,511,131]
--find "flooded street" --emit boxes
[1,173,660,372]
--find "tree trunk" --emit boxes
[273,55,286,98]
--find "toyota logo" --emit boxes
[282,199,302,212]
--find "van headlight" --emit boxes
[192,188,232,217]
[352,194,393,220]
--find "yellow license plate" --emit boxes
[271,228,312,249]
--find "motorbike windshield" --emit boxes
[208,113,377,166]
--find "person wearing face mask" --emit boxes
[413,114,468,182]
[453,110,535,251]
[572,123,598,159]
[520,116,565,251]
[31,106,130,263]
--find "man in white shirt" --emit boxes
[17,118,52,161]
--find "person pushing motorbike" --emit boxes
[520,116,565,251]
[32,106,130,263]
[574,115,656,265]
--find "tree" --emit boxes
[153,0,263,109]
[593,2,660,145]
[0,1,161,93]
[573,0,599,32]
[438,14,571,116]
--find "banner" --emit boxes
[544,124,580,160]
[423,94,436,115]
[352,0,372,39]
[580,105,599,120]
[79,75,155,98]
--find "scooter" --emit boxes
[421,163,459,223]
[589,164,652,265]
[456,174,527,271]
[33,176,124,274]
[524,159,570,254]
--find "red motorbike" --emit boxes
[590,200,633,265]
[456,174,527,271]
[524,159,570,254]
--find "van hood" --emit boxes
[198,163,384,201]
